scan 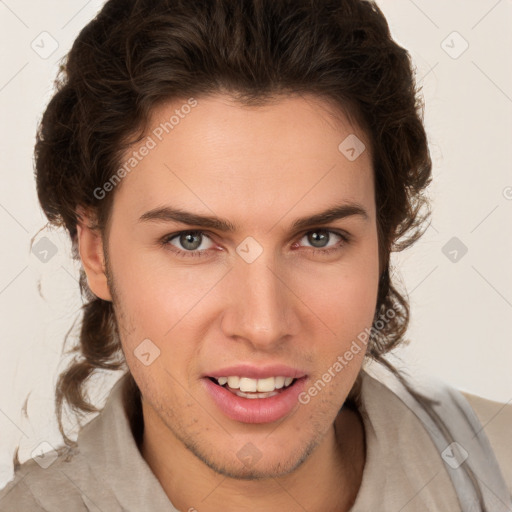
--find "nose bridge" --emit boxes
[221,252,296,347]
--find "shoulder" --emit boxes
[361,363,512,498]
[460,391,512,493]
[0,465,45,512]
[0,445,92,511]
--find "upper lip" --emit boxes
[205,364,308,380]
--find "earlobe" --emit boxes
[76,210,112,302]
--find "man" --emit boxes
[1,0,510,510]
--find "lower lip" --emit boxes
[202,377,307,424]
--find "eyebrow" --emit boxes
[138,203,369,232]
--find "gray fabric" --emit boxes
[364,362,512,512]
[0,374,178,512]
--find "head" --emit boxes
[35,0,431,479]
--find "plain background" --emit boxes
[0,0,511,488]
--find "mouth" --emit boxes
[202,373,308,424]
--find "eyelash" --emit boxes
[159,229,351,259]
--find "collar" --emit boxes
[77,373,179,512]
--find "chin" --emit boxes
[182,431,322,481]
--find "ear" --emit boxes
[76,208,112,301]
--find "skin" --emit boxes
[77,93,380,512]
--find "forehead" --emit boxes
[112,93,375,227]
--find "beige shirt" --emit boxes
[351,365,512,511]
[1,366,511,511]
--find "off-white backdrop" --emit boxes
[0,0,511,489]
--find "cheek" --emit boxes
[292,243,380,351]
[107,241,228,387]
[297,277,377,383]
[108,237,222,337]
[331,271,378,334]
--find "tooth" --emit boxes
[222,375,295,392]
[227,376,240,389]
[239,377,257,392]
[257,377,276,392]
[274,376,285,389]
[243,393,260,399]
[235,390,279,399]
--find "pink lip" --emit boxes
[205,364,307,379]
[202,376,307,424]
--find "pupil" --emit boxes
[181,232,201,250]
[308,230,328,248]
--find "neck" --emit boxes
[140,405,366,512]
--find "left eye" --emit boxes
[298,229,343,249]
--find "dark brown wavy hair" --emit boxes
[35,0,432,455]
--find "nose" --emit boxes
[220,253,300,350]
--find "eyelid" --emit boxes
[294,228,350,250]
[162,229,216,248]
[296,227,351,242]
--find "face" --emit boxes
[101,94,380,479]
